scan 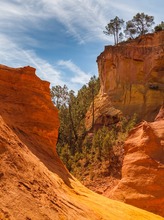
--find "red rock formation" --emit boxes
[85,94,122,131]
[155,104,164,121]
[0,64,59,156]
[85,31,164,131]
[107,110,164,217]
[1,64,162,219]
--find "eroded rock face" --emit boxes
[86,31,164,131]
[155,104,164,121]
[1,65,162,220]
[85,94,122,131]
[0,65,59,156]
[108,111,164,217]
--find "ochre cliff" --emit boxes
[1,65,162,220]
[86,31,164,131]
[0,64,59,156]
[107,106,164,217]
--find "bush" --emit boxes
[57,113,138,179]
[92,126,109,160]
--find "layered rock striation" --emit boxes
[107,106,164,217]
[0,65,59,156]
[86,31,164,131]
[1,65,162,219]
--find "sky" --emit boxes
[0,0,163,92]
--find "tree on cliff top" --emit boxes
[125,13,154,38]
[103,16,124,45]
[154,21,164,32]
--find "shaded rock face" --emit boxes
[86,31,164,131]
[85,94,122,131]
[108,112,164,217]
[1,65,162,220]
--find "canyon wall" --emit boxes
[86,31,164,131]
[107,106,164,217]
[0,65,59,157]
[1,65,162,219]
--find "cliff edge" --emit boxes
[86,31,164,131]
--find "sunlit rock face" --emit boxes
[85,93,122,131]
[108,107,164,217]
[0,65,59,156]
[86,31,164,131]
[0,65,163,220]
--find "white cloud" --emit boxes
[0,0,136,44]
[0,0,163,45]
[0,33,91,92]
[0,34,63,86]
[43,0,164,42]
[40,0,111,43]
[57,60,92,85]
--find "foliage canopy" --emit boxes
[154,21,164,32]
[51,76,100,157]
[104,12,158,43]
[51,77,137,180]
[103,16,124,45]
[125,12,154,38]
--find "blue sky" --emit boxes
[0,0,163,92]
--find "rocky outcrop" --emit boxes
[1,65,162,219]
[155,104,164,121]
[0,64,60,157]
[107,108,164,217]
[86,31,164,131]
[85,94,122,131]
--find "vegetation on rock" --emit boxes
[154,21,164,32]
[51,76,100,165]
[51,76,137,181]
[104,13,163,44]
[124,12,154,38]
[103,16,124,45]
